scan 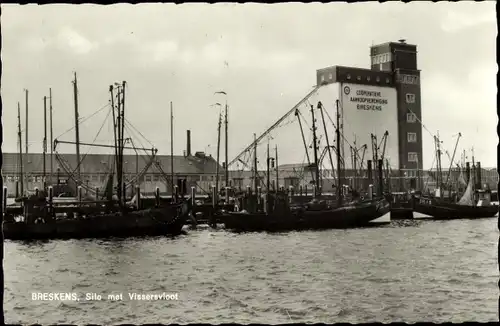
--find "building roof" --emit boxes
[1,152,222,175]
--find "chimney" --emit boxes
[186,130,191,157]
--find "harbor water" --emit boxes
[4,217,498,324]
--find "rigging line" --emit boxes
[406,107,435,139]
[122,126,157,173]
[322,106,361,161]
[70,107,112,176]
[124,118,155,147]
[424,155,436,190]
[55,103,110,139]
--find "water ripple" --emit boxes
[4,218,498,324]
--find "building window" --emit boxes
[367,76,371,81]
[385,78,390,83]
[376,76,380,82]
[406,93,416,103]
[356,75,361,81]
[346,74,351,80]
[406,113,417,123]
[321,75,325,82]
[398,74,419,85]
[408,152,418,162]
[145,175,152,182]
[407,132,417,143]
[328,73,333,80]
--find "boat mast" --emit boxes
[253,133,258,192]
[215,111,222,203]
[275,145,279,190]
[295,109,315,182]
[114,83,127,204]
[170,101,174,199]
[109,86,118,167]
[109,85,119,203]
[445,132,461,187]
[43,96,47,191]
[310,105,320,196]
[224,102,229,188]
[335,100,342,206]
[120,81,126,204]
[434,132,443,197]
[17,102,24,196]
[25,89,29,158]
[72,73,81,180]
[318,101,335,188]
[266,142,270,192]
[49,88,54,186]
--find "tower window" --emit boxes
[406,93,416,103]
[407,132,417,143]
[408,152,418,162]
[406,113,417,123]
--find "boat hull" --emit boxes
[2,204,189,241]
[221,198,390,232]
[413,202,498,219]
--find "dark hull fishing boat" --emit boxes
[413,197,498,219]
[222,99,391,232]
[3,201,190,241]
[413,159,498,220]
[4,78,193,240]
[221,196,390,232]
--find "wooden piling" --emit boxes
[2,187,7,217]
[135,185,141,209]
[191,186,196,206]
[48,186,53,219]
[77,186,82,208]
[225,187,229,204]
[174,185,179,203]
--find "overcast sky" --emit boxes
[1,2,497,170]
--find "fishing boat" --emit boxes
[221,190,389,232]
[389,191,414,220]
[3,78,192,240]
[3,194,191,240]
[413,176,498,219]
[221,100,390,232]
